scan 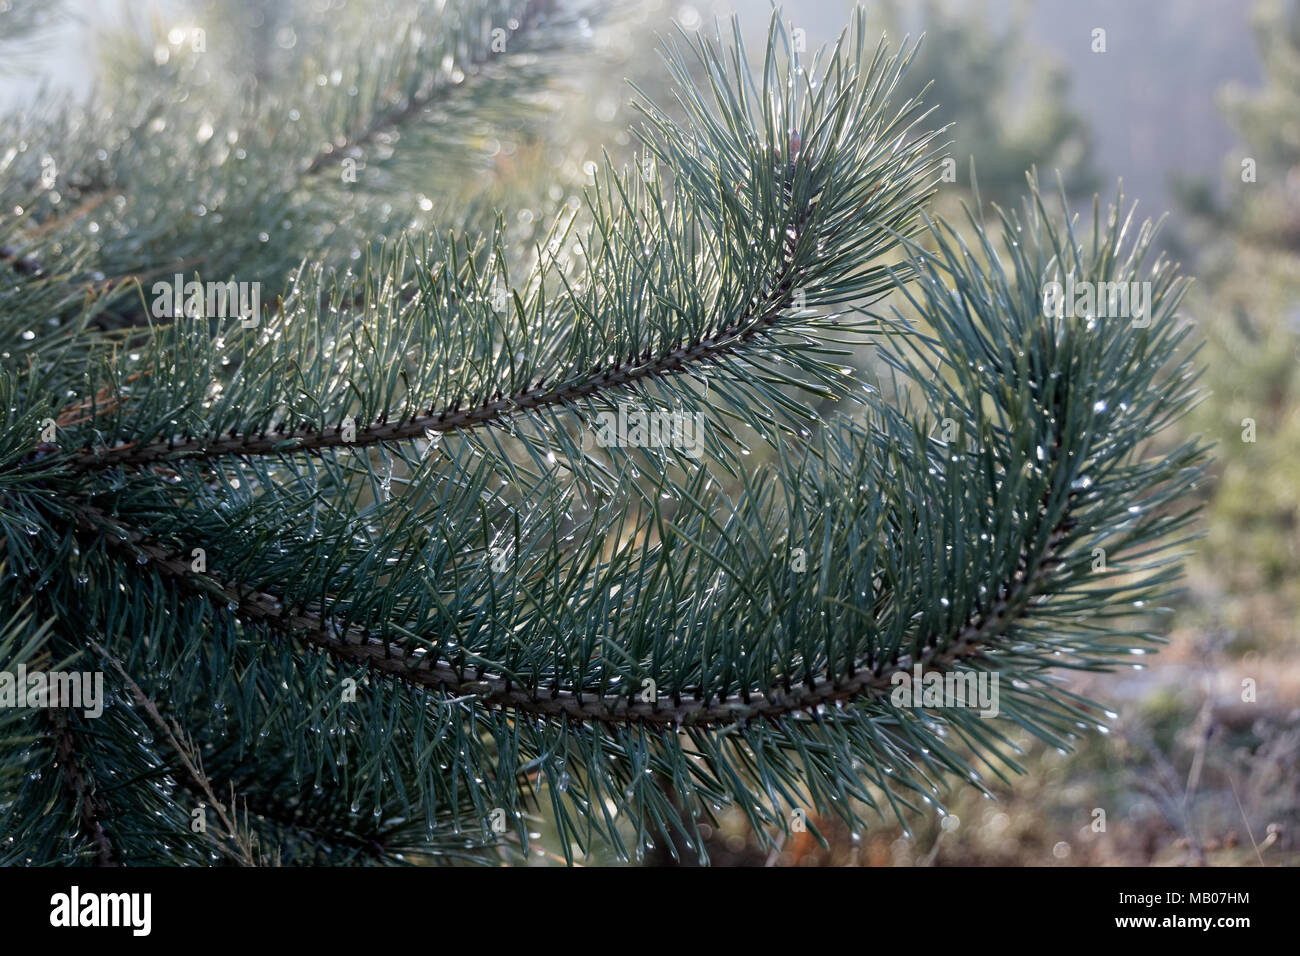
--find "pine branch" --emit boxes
[156,755,390,863]
[90,638,260,866]
[49,708,118,867]
[2,6,1212,863]
[72,461,1073,730]
[0,0,606,334]
[66,271,810,472]
[50,21,941,480]
[301,0,557,177]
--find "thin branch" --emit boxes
[48,708,118,866]
[174,773,388,861]
[301,0,554,177]
[66,280,806,472]
[74,502,1068,730]
[89,639,259,866]
[44,2,560,333]
[67,123,832,472]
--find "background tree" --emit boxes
[865,0,1099,206]
[1174,0,1300,650]
[0,1,1206,865]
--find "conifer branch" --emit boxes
[73,498,1070,729]
[90,639,259,867]
[227,791,386,861]
[49,708,118,867]
[2,5,1212,863]
[65,282,805,472]
[301,0,556,177]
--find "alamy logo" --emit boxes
[890,664,1000,718]
[50,886,151,936]
[583,403,705,459]
[151,273,260,326]
[1041,275,1151,327]
[0,664,104,718]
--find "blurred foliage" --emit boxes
[1179,0,1300,651]
[864,0,1099,206]
[0,0,632,331]
[0,0,68,69]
